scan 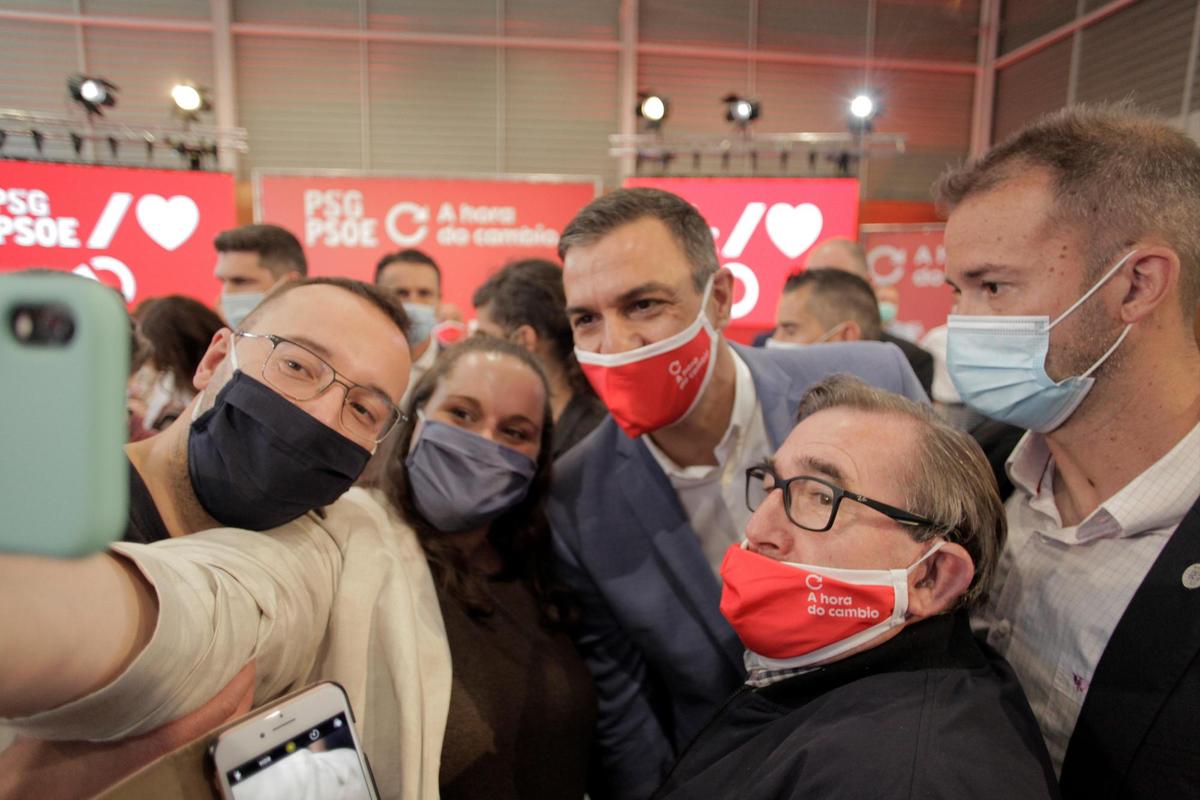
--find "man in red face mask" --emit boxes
[653,374,1058,800]
[549,188,928,798]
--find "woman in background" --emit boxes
[473,259,606,458]
[391,335,596,798]
[127,295,225,436]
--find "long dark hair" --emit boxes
[472,259,594,398]
[383,335,576,627]
[132,295,225,386]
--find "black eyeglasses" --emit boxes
[234,331,406,443]
[745,464,943,533]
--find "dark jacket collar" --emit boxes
[757,611,986,707]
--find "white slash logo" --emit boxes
[716,201,827,320]
[86,192,201,252]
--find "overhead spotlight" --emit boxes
[637,93,668,128]
[30,130,44,155]
[723,94,760,128]
[849,93,878,132]
[171,82,211,121]
[70,132,84,157]
[68,74,118,117]
[107,135,119,160]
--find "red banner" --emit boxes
[625,177,861,342]
[860,224,952,342]
[0,161,236,307]
[255,172,599,316]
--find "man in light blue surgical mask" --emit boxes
[214,224,308,330]
[937,103,1200,799]
[374,248,444,403]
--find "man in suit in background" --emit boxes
[548,187,927,798]
[770,268,891,349]
[803,237,935,394]
[938,103,1200,798]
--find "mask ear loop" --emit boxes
[1048,250,1136,330]
[897,540,946,621]
[1047,251,1137,379]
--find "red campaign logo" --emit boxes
[625,177,860,339]
[256,174,599,320]
[0,161,236,307]
[861,225,954,341]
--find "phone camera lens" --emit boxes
[9,304,76,346]
[12,309,34,342]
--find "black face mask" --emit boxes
[187,371,372,531]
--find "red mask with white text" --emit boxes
[576,278,718,439]
[719,541,943,667]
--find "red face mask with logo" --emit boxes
[719,541,943,667]
[575,278,718,439]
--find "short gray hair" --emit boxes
[935,102,1200,322]
[795,375,1005,608]
[558,188,719,292]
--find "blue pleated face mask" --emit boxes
[405,412,538,533]
[946,251,1135,433]
[402,302,437,346]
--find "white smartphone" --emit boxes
[209,682,379,800]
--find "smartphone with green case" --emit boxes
[1,271,129,556]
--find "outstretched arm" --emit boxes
[0,552,156,717]
[0,661,256,800]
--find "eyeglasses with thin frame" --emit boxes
[233,331,406,443]
[745,463,944,533]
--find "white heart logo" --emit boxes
[135,195,200,252]
[764,203,824,259]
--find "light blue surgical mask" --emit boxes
[405,413,537,533]
[221,291,265,330]
[878,301,899,325]
[402,302,437,346]
[946,251,1134,433]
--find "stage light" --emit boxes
[68,74,118,117]
[848,93,879,134]
[30,130,44,155]
[850,94,876,120]
[723,94,760,128]
[638,94,667,124]
[71,132,84,157]
[171,83,204,113]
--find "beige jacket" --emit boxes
[2,488,451,800]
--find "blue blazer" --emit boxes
[548,341,928,799]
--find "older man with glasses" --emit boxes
[652,375,1059,800]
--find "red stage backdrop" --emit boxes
[625,177,860,342]
[860,224,952,342]
[255,172,600,316]
[0,161,235,307]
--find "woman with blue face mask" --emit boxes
[384,335,597,800]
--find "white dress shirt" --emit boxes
[644,350,771,575]
[979,422,1200,774]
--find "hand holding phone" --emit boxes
[0,272,129,556]
[209,682,379,800]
